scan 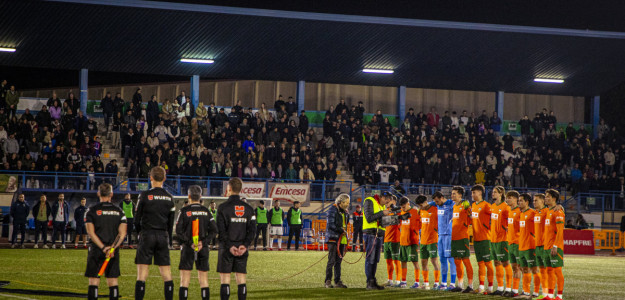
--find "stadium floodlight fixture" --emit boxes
[0,47,16,52]
[362,68,394,74]
[180,58,214,64]
[534,78,564,84]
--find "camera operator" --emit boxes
[362,191,392,290]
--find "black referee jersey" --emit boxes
[135,187,175,233]
[216,195,256,249]
[176,203,218,246]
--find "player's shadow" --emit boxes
[249,287,479,299]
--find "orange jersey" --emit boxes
[451,201,471,241]
[534,207,548,247]
[544,207,565,249]
[400,208,421,246]
[419,205,439,245]
[471,200,492,242]
[384,223,400,243]
[518,209,536,251]
[490,201,510,243]
[507,206,521,245]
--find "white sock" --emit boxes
[497,286,504,292]
[388,280,393,284]
[488,286,494,292]
[479,284,485,291]
[435,281,439,285]
[278,239,282,248]
[269,239,273,249]
[505,287,511,292]
[513,289,518,293]
[548,293,554,298]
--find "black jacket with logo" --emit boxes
[176,203,218,247]
[216,195,256,249]
[135,187,175,233]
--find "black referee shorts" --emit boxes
[85,246,120,278]
[179,244,210,271]
[217,244,248,274]
[135,231,170,266]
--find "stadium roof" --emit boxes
[2,0,625,96]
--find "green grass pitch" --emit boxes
[0,249,624,299]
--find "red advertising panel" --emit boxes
[563,229,595,255]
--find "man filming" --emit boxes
[324,194,350,288]
[85,183,127,300]
[362,191,392,290]
[176,185,218,300]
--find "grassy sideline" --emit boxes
[0,249,624,299]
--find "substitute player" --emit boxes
[449,186,474,293]
[518,193,541,299]
[544,189,565,300]
[506,190,523,297]
[432,191,457,290]
[489,186,514,296]
[383,196,401,287]
[85,183,127,300]
[176,185,218,300]
[267,200,285,250]
[134,167,176,300]
[254,200,268,251]
[216,178,256,300]
[416,195,441,290]
[398,196,421,289]
[470,184,495,294]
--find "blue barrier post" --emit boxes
[176,176,181,195]
[54,175,58,189]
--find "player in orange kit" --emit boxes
[533,194,549,299]
[506,190,523,297]
[470,185,495,294]
[415,195,441,290]
[489,186,514,296]
[448,186,475,293]
[518,193,541,299]
[398,196,421,289]
[383,196,401,287]
[543,189,564,300]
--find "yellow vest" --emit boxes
[362,197,385,231]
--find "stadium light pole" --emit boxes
[80,68,88,116]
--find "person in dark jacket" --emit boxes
[363,191,392,290]
[113,93,125,116]
[146,95,160,134]
[352,204,364,252]
[73,197,88,249]
[216,177,256,300]
[51,193,70,248]
[299,110,309,134]
[101,92,114,131]
[325,194,350,288]
[286,201,303,251]
[10,194,29,248]
[32,194,52,248]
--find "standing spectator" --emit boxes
[285,96,297,116]
[427,107,440,129]
[35,105,52,129]
[605,149,616,175]
[352,204,364,252]
[33,194,51,248]
[299,110,309,134]
[5,85,19,119]
[101,92,114,132]
[121,194,136,248]
[176,91,187,106]
[10,194,29,248]
[299,163,315,182]
[379,167,391,184]
[132,88,143,111]
[113,93,125,117]
[325,194,350,288]
[51,193,70,249]
[0,79,8,109]
[73,197,88,249]
[50,100,62,120]
[286,201,303,251]
[490,111,502,132]
[65,92,80,114]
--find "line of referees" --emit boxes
[310,221,624,255]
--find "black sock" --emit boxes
[220,284,230,300]
[135,281,146,300]
[179,287,188,300]
[201,287,210,300]
[88,285,98,300]
[238,284,247,300]
[109,286,119,300]
[164,280,174,300]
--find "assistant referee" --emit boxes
[134,166,176,300]
[217,177,256,300]
[85,183,127,300]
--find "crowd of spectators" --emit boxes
[1,80,625,200]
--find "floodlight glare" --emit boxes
[363,68,394,74]
[534,78,564,84]
[0,47,16,52]
[180,58,214,64]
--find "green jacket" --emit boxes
[5,91,19,107]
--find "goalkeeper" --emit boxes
[175,185,218,300]
[431,191,457,290]
[84,183,127,300]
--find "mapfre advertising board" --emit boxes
[563,229,594,255]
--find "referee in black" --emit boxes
[217,177,256,300]
[176,185,218,300]
[134,166,176,300]
[85,183,127,300]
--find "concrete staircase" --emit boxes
[95,119,126,178]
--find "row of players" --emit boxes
[364,186,564,300]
